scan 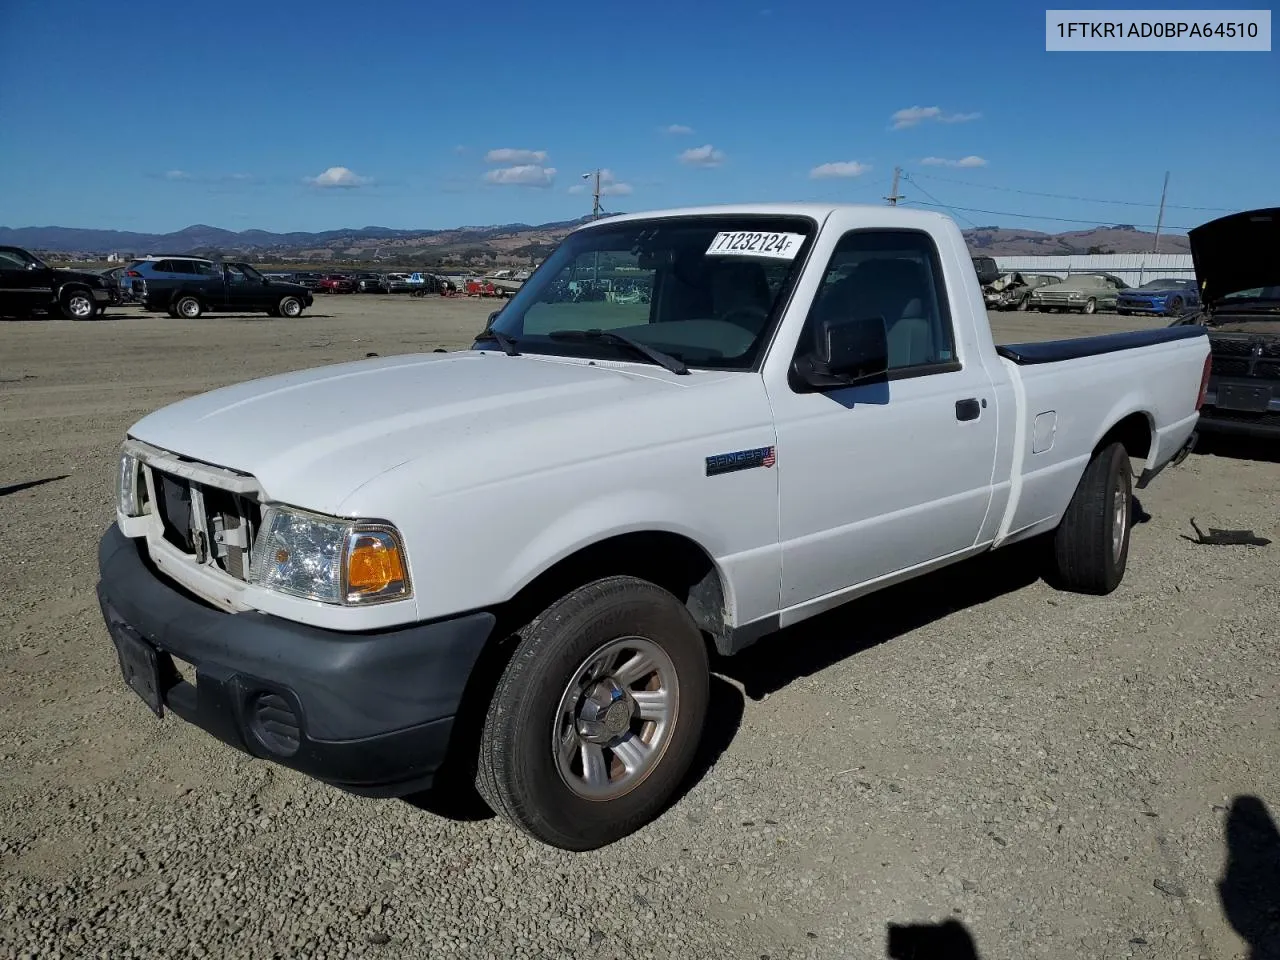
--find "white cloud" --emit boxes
[484,148,548,164]
[483,164,557,187]
[164,170,191,180]
[809,161,872,179]
[891,106,982,129]
[305,166,372,188]
[663,124,694,135]
[678,144,726,167]
[920,155,988,167]
[568,169,633,195]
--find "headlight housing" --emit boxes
[116,447,143,517]
[249,505,411,606]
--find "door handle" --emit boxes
[955,398,981,422]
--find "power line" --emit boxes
[900,173,979,228]
[899,198,1195,231]
[907,170,1234,213]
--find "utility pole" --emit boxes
[1152,170,1169,254]
[583,169,602,281]
[885,166,904,206]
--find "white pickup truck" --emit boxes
[97,203,1211,850]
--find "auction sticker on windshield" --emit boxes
[706,231,806,260]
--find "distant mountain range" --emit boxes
[0,216,1190,260]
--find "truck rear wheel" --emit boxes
[277,296,303,318]
[60,288,97,320]
[174,296,203,319]
[475,576,709,850]
[1052,441,1132,595]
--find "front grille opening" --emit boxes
[154,472,195,552]
[145,465,262,581]
[201,486,261,580]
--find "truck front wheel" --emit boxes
[1051,441,1132,595]
[475,576,709,850]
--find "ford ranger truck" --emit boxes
[96,204,1211,851]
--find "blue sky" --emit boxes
[1,0,1275,235]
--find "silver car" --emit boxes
[1028,273,1128,314]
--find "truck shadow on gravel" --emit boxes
[1193,434,1280,465]
[716,539,1060,702]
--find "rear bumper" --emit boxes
[96,524,496,796]
[1197,381,1280,439]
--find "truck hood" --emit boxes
[127,351,735,514]
[1189,207,1280,306]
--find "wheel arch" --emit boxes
[497,530,730,656]
[1093,410,1153,462]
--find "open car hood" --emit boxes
[1189,207,1280,306]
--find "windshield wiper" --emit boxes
[546,328,690,375]
[475,327,521,356]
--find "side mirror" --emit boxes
[793,316,889,390]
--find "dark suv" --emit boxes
[138,261,315,318]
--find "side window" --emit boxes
[152,260,173,273]
[193,261,221,277]
[796,229,957,375]
[173,260,198,275]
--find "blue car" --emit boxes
[1116,277,1200,317]
[119,255,218,302]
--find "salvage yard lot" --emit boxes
[2,298,1277,959]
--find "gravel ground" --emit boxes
[2,298,1277,960]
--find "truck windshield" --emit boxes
[480,214,817,370]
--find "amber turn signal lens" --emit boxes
[345,531,408,600]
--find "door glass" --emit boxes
[798,229,957,373]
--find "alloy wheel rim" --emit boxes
[552,636,679,801]
[1112,471,1129,563]
[69,295,92,317]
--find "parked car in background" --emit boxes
[971,255,1000,287]
[97,265,127,305]
[984,272,1062,311]
[1028,272,1128,314]
[292,273,326,292]
[355,273,385,293]
[138,261,314,318]
[1172,207,1279,440]
[120,256,219,301]
[0,245,114,319]
[319,275,357,294]
[1116,278,1200,317]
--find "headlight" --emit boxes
[249,505,411,606]
[116,447,143,517]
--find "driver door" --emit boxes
[223,264,264,309]
[0,249,52,316]
[767,223,1001,613]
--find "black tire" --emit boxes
[60,287,97,320]
[1052,441,1132,595]
[1083,297,1097,315]
[167,307,179,319]
[1167,296,1183,317]
[277,296,303,318]
[1016,295,1030,311]
[174,295,203,319]
[475,576,710,850]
